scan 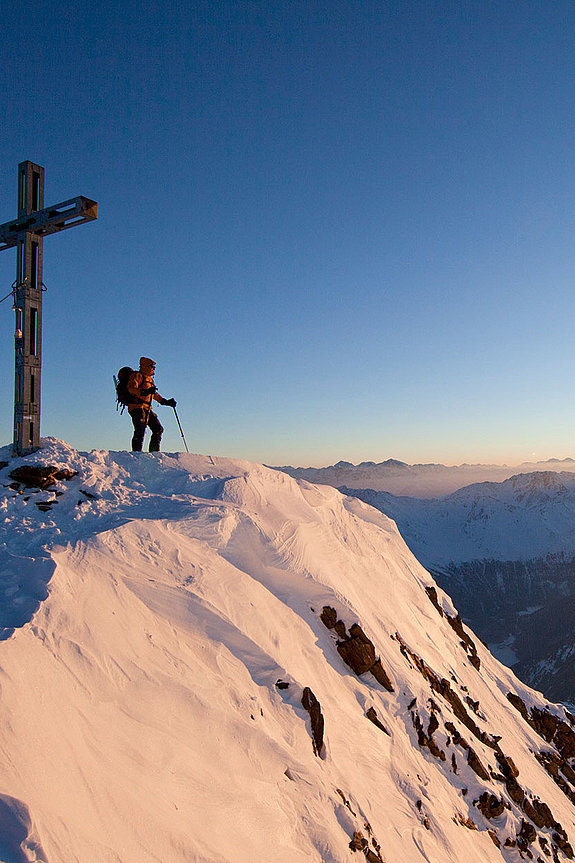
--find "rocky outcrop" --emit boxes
[348,831,384,862]
[301,687,324,757]
[411,709,445,762]
[319,606,347,639]
[365,707,390,736]
[320,608,394,691]
[424,587,481,670]
[396,634,495,748]
[475,792,505,819]
[8,465,78,489]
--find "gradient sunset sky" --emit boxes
[1,1,575,466]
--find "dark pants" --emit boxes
[129,407,164,452]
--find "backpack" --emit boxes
[114,366,135,413]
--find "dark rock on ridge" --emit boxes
[301,687,324,757]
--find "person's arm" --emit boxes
[127,371,143,398]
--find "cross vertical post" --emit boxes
[0,160,98,456]
[14,161,45,455]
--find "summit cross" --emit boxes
[0,161,98,456]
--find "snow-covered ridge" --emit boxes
[2,440,575,862]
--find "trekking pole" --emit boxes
[173,406,190,453]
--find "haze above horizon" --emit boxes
[2,1,575,466]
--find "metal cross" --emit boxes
[0,161,97,455]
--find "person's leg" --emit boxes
[147,411,164,452]
[130,408,147,451]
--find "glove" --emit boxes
[162,397,177,408]
[141,385,157,396]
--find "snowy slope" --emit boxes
[2,441,575,862]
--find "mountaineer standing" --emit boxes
[125,357,176,452]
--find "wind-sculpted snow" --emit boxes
[3,440,575,861]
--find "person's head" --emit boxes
[139,356,156,375]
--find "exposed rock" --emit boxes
[0,461,8,471]
[495,748,519,778]
[301,687,324,757]
[517,819,537,850]
[476,792,505,819]
[337,625,376,675]
[451,753,458,774]
[425,585,444,617]
[524,798,555,830]
[445,721,468,750]
[411,711,445,761]
[455,813,477,830]
[507,692,530,721]
[465,696,480,715]
[334,620,347,639]
[335,624,394,690]
[275,680,289,690]
[319,605,348,638]
[397,634,495,747]
[552,831,574,858]
[8,465,78,489]
[428,712,439,737]
[531,708,562,745]
[320,606,338,630]
[467,746,490,780]
[488,829,501,847]
[365,707,390,736]
[505,776,525,806]
[336,789,357,816]
[349,831,366,852]
[348,830,384,860]
[370,659,394,691]
[446,614,481,670]
[561,761,575,785]
[509,697,575,798]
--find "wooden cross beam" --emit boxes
[0,161,98,456]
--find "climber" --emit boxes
[126,357,176,452]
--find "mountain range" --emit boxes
[277,458,575,498]
[2,440,575,861]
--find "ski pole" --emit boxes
[173,406,189,453]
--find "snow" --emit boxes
[342,472,575,566]
[1,439,575,862]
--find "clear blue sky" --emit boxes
[1,0,575,466]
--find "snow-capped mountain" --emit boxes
[341,473,575,704]
[278,458,575,498]
[3,441,575,862]
[340,472,575,566]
